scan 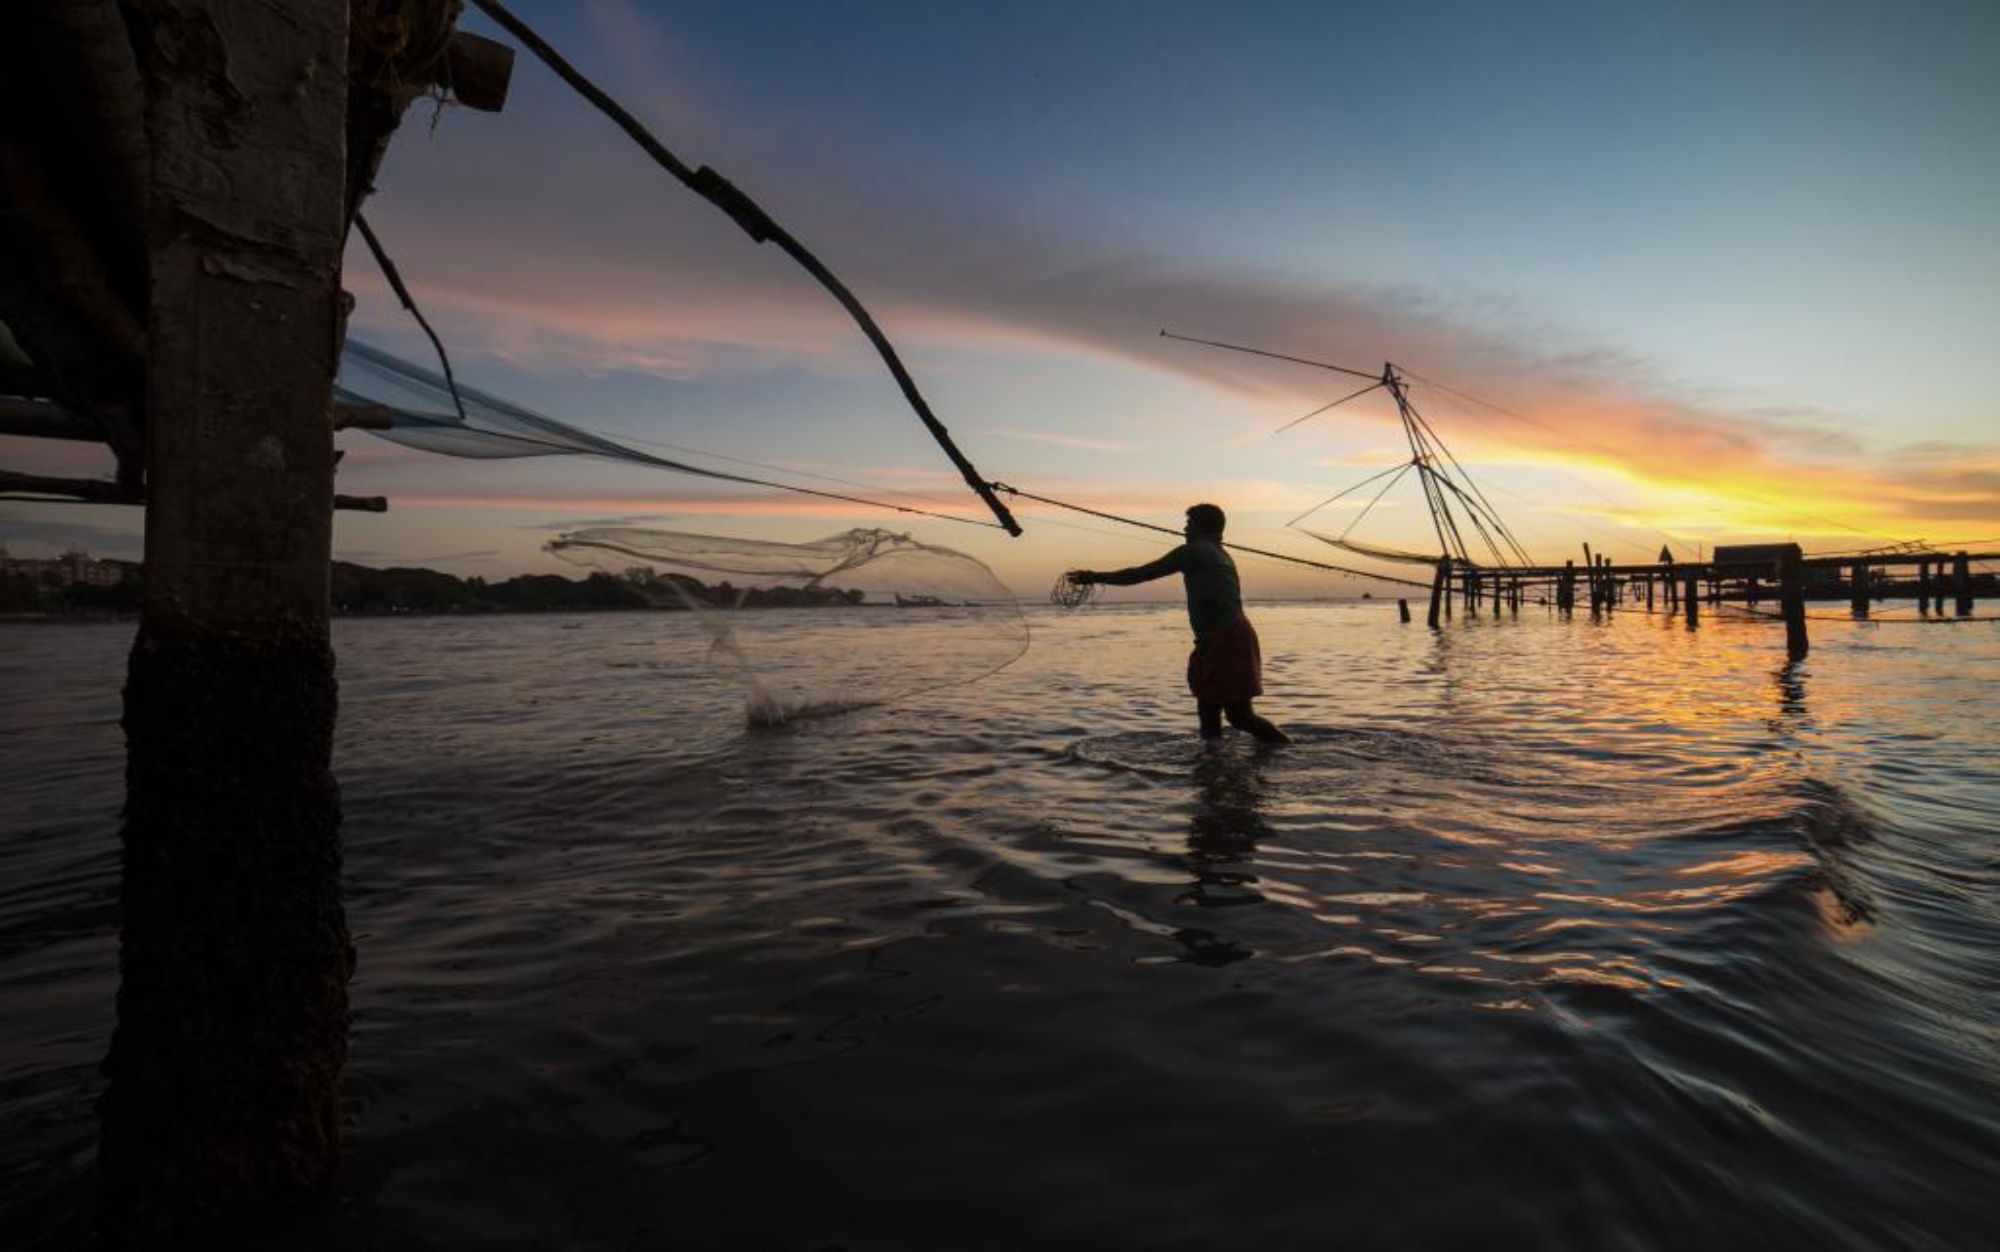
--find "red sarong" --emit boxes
[1186,613,1264,704]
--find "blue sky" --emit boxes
[4,0,1995,596]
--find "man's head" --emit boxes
[1185,503,1226,539]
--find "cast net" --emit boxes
[1049,571,1101,609]
[549,527,1027,726]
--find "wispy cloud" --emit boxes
[348,13,2000,552]
[975,428,1133,454]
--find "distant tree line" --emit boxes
[0,565,142,615]
[1,560,873,617]
[328,562,866,615]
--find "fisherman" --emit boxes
[1068,503,1291,744]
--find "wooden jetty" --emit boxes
[1422,544,1999,658]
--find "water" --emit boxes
[4,603,1998,1248]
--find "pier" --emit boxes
[1423,545,1999,658]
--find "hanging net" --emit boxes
[549,527,1027,726]
[1294,527,1443,567]
[337,339,723,471]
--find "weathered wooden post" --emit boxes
[1918,560,1931,614]
[1491,573,1501,616]
[99,2,351,1240]
[1717,544,1806,655]
[1955,551,1973,616]
[1398,598,1411,623]
[1850,561,1869,617]
[1427,557,1449,628]
[1601,555,1615,614]
[1683,568,1699,627]
[1780,547,1809,658]
[1559,559,1575,612]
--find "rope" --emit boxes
[354,213,468,423]
[467,0,1020,536]
[985,482,1436,589]
[1158,329,1380,383]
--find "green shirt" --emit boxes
[1095,537,1243,643]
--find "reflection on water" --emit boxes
[3,605,1998,1248]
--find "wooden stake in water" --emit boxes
[1781,549,1809,659]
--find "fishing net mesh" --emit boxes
[550,527,1026,726]
[1049,571,1101,609]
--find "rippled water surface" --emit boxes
[4,603,1998,1248]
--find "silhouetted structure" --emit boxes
[0,2,510,1242]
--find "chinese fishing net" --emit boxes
[550,527,1027,727]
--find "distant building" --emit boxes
[0,544,135,587]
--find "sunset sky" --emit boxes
[5,0,1996,597]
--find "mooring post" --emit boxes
[1850,561,1869,617]
[1955,551,1973,616]
[1559,559,1575,612]
[1918,560,1931,614]
[1398,598,1411,623]
[1601,556,1615,614]
[1780,549,1809,658]
[1683,569,1699,627]
[101,0,352,1240]
[1427,557,1449,628]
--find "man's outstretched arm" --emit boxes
[1070,547,1187,587]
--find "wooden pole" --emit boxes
[1559,559,1575,612]
[1850,561,1869,617]
[1398,598,1411,623]
[101,1,352,1239]
[1918,560,1931,614]
[1780,550,1809,659]
[1955,551,1973,616]
[1427,557,1448,629]
[1684,569,1699,627]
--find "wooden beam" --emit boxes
[0,467,138,503]
[443,30,515,111]
[0,397,106,441]
[332,400,395,431]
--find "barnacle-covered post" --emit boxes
[97,3,356,1241]
[94,1,511,1242]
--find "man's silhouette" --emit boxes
[1069,503,1291,744]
